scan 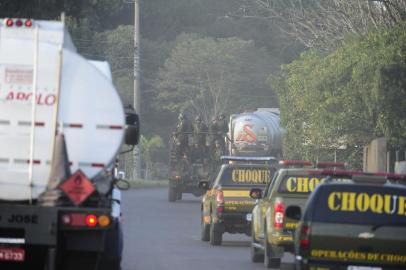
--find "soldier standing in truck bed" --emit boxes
[176,113,191,157]
[217,113,228,152]
[209,116,219,150]
[193,115,207,162]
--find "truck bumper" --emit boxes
[218,213,251,234]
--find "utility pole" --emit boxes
[133,0,141,179]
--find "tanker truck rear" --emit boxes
[228,108,283,157]
[0,18,139,270]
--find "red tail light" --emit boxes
[15,19,23,27]
[86,215,98,227]
[5,19,13,27]
[216,190,224,215]
[25,19,33,27]
[273,199,285,229]
[300,226,311,250]
[216,190,224,204]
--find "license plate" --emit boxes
[246,213,252,221]
[0,248,25,262]
[348,266,382,270]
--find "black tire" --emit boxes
[60,251,97,270]
[264,236,281,269]
[209,221,222,246]
[177,191,182,200]
[201,212,210,241]
[250,223,264,263]
[168,186,177,202]
[99,260,121,270]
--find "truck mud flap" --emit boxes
[0,204,57,246]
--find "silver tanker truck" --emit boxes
[228,108,284,158]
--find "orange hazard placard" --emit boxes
[59,170,95,206]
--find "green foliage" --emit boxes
[156,34,278,123]
[140,135,165,179]
[273,23,406,167]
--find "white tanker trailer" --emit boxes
[228,108,283,157]
[0,18,139,270]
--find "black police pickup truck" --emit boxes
[290,171,406,270]
[200,156,277,246]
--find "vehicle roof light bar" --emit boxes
[308,169,363,177]
[3,18,34,28]
[316,161,347,168]
[307,170,406,184]
[279,160,312,167]
[220,156,277,162]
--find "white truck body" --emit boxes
[0,19,125,201]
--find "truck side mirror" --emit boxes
[124,106,140,146]
[285,205,302,221]
[250,188,262,199]
[198,181,210,190]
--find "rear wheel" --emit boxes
[176,191,182,200]
[264,231,281,268]
[168,186,177,202]
[99,260,121,270]
[209,220,222,246]
[60,251,98,270]
[250,223,264,263]
[200,212,210,241]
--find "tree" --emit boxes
[140,135,164,179]
[272,22,406,167]
[155,34,278,124]
[232,0,406,50]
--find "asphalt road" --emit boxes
[121,188,294,270]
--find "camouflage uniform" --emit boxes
[216,114,228,152]
[175,113,191,156]
[192,116,208,162]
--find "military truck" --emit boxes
[291,171,406,270]
[0,18,139,270]
[168,113,225,202]
[199,156,277,246]
[168,108,284,202]
[249,160,347,268]
[168,131,210,202]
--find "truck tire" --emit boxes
[201,213,210,241]
[209,222,222,246]
[264,234,281,269]
[250,224,264,263]
[60,251,98,270]
[168,186,177,202]
[99,260,121,270]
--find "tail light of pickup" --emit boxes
[216,190,224,215]
[273,199,285,229]
[299,225,311,250]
